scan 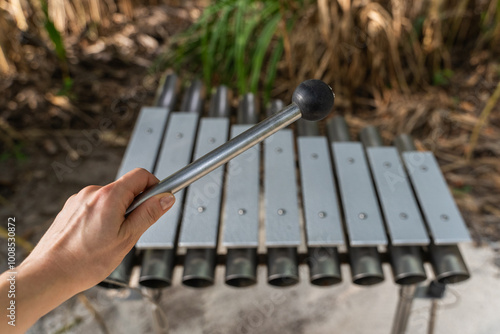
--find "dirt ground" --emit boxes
[0,2,499,334]
[0,4,195,263]
[25,243,500,334]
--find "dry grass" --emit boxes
[269,0,500,104]
[2,0,499,94]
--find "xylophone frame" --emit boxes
[99,74,471,334]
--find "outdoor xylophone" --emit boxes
[99,74,471,291]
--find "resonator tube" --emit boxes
[182,85,230,288]
[361,126,427,285]
[225,93,259,287]
[297,118,342,286]
[266,99,300,287]
[100,74,179,289]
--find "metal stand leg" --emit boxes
[391,285,417,334]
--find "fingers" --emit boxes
[120,193,175,241]
[108,168,160,208]
[64,185,100,209]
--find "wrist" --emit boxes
[20,254,82,297]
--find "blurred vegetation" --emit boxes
[0,0,154,82]
[156,0,298,102]
[157,0,500,104]
[1,0,499,160]
[1,0,499,102]
[0,0,499,243]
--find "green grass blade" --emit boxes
[264,37,284,103]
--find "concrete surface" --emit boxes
[29,243,500,334]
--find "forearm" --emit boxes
[0,258,79,333]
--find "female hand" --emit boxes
[0,168,175,333]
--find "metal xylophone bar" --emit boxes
[327,117,386,285]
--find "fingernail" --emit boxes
[160,193,175,211]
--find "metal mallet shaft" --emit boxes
[126,79,334,215]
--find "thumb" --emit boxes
[122,193,175,238]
